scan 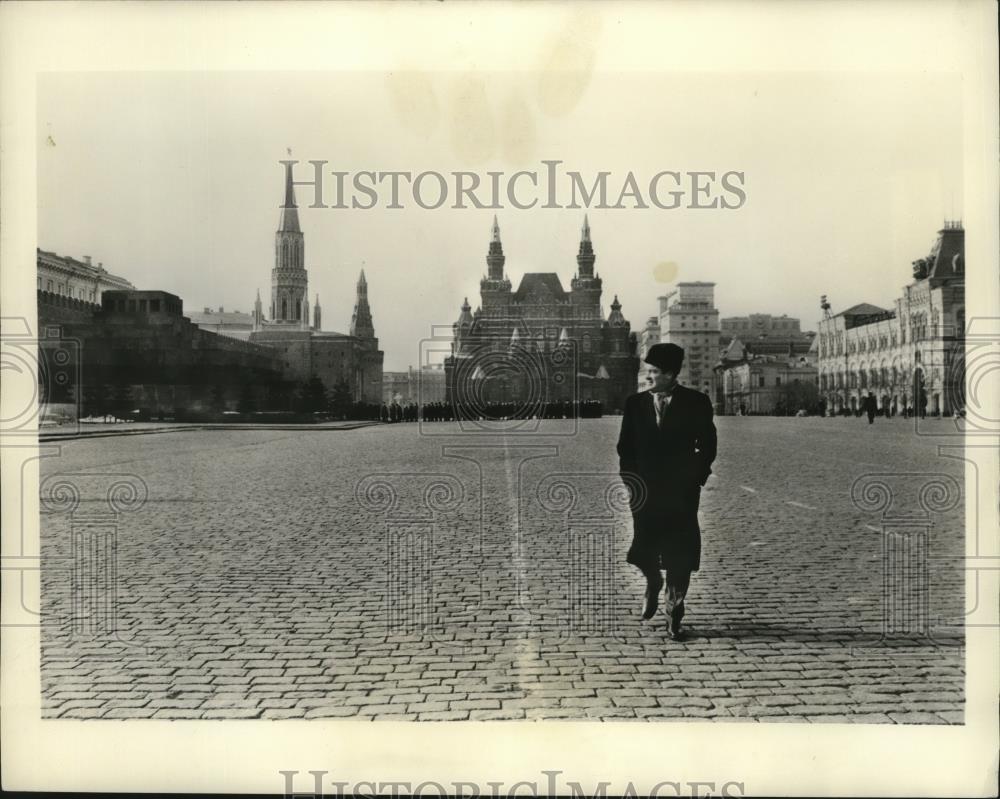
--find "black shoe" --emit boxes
[666,625,687,641]
[668,602,685,639]
[641,577,663,620]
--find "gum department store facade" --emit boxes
[816,222,965,416]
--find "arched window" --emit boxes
[281,298,287,319]
[295,300,301,321]
[282,240,289,268]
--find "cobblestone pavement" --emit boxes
[39,416,966,722]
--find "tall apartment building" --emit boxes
[656,282,720,396]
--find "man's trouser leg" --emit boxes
[638,564,663,591]
[664,569,692,623]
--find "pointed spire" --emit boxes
[253,288,263,330]
[577,214,595,277]
[510,325,521,345]
[456,296,473,329]
[279,161,301,233]
[608,294,626,327]
[350,267,375,339]
[486,216,506,280]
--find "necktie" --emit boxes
[654,392,666,427]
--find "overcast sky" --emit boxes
[38,70,962,371]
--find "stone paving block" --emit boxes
[59,707,107,719]
[450,699,501,710]
[263,709,307,719]
[560,696,614,707]
[662,696,713,708]
[405,701,450,713]
[500,697,562,710]
[148,698,205,709]
[610,696,659,708]
[756,695,800,707]
[582,706,638,719]
[104,707,158,719]
[102,699,152,708]
[355,704,398,715]
[201,697,260,710]
[258,697,300,709]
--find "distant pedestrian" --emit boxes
[864,392,877,424]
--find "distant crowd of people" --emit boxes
[371,399,606,423]
[732,393,947,420]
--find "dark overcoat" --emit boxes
[616,386,718,572]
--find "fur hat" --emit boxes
[644,343,684,373]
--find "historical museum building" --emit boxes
[816,222,965,416]
[445,217,638,413]
[248,163,383,403]
[37,249,133,301]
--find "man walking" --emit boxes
[864,392,877,424]
[617,343,717,639]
